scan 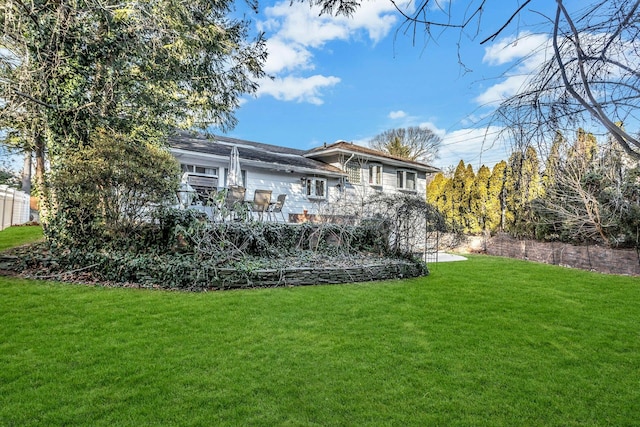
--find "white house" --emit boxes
[169,131,440,221]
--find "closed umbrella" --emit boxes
[227,146,242,187]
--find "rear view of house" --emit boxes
[169,131,440,221]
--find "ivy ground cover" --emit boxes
[1,227,639,425]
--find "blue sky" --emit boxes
[1,1,563,174]
[223,0,563,172]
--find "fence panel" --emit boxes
[0,185,31,231]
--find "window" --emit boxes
[397,170,417,191]
[346,163,361,184]
[181,164,217,176]
[305,178,327,199]
[369,164,382,186]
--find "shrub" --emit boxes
[46,129,180,250]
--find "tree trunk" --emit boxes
[21,150,31,194]
[34,131,49,224]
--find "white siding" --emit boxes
[336,164,427,200]
[172,150,341,221]
[172,148,430,222]
[245,169,343,218]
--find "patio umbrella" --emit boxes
[227,145,242,187]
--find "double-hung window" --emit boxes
[305,177,327,199]
[397,170,417,191]
[369,164,383,186]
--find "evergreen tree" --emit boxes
[427,172,453,226]
[448,160,476,232]
[427,172,447,205]
[487,161,507,232]
[463,163,477,232]
[387,136,412,159]
[535,127,640,246]
[543,131,565,190]
[469,165,491,234]
[503,148,542,237]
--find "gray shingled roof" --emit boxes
[305,141,441,173]
[169,131,345,176]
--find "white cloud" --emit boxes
[418,121,447,138]
[475,32,551,107]
[345,0,399,43]
[388,110,407,119]
[256,75,341,105]
[263,39,314,74]
[474,74,529,107]
[436,126,510,170]
[260,2,350,49]
[255,0,399,104]
[482,32,550,66]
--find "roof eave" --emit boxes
[304,147,441,173]
[171,148,346,177]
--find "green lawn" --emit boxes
[1,227,639,425]
[0,224,43,251]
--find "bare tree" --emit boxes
[307,0,640,159]
[495,0,640,160]
[370,126,441,163]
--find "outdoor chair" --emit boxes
[223,185,247,221]
[268,194,287,222]
[249,189,272,221]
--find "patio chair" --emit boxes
[249,189,272,221]
[223,185,247,221]
[268,194,287,222]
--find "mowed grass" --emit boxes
[1,227,639,425]
[0,224,43,251]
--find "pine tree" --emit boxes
[503,148,542,237]
[427,172,447,205]
[469,165,491,233]
[427,172,454,226]
[487,161,507,232]
[448,160,476,232]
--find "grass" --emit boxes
[1,226,639,425]
[0,224,43,251]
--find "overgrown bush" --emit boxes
[46,129,180,250]
[176,218,394,262]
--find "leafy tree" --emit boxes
[370,126,441,163]
[0,0,266,227]
[428,172,455,228]
[542,132,564,190]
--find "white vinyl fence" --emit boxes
[0,185,30,231]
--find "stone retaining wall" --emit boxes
[448,233,640,276]
[215,261,427,288]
